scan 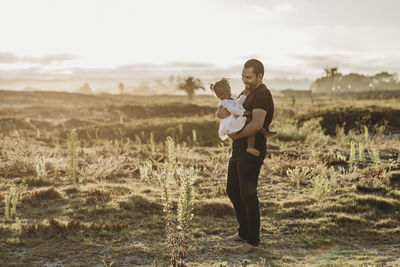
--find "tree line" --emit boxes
[311,67,400,93]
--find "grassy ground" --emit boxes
[0,90,400,266]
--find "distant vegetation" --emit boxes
[176,76,205,100]
[311,67,400,93]
[76,82,92,94]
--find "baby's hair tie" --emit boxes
[209,83,215,93]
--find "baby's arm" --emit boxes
[216,105,230,119]
[237,94,247,105]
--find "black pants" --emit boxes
[226,146,265,246]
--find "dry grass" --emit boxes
[0,91,400,266]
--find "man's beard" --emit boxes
[245,82,257,90]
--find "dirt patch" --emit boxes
[68,119,220,146]
[389,172,400,188]
[119,195,163,215]
[103,103,215,119]
[0,118,59,134]
[195,201,234,217]
[63,118,95,129]
[356,196,400,213]
[0,118,33,133]
[297,106,400,135]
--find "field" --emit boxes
[0,89,400,266]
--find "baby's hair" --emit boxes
[210,78,230,96]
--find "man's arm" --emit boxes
[229,109,266,140]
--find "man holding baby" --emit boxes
[216,59,274,253]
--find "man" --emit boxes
[216,59,274,253]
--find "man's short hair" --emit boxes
[244,59,264,77]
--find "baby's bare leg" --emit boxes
[259,128,277,138]
[246,135,260,156]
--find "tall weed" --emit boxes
[67,130,80,182]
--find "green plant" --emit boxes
[363,125,370,143]
[67,130,80,182]
[375,120,388,137]
[328,167,339,191]
[166,136,178,182]
[286,166,311,185]
[149,132,155,152]
[4,183,26,221]
[35,156,46,179]
[349,140,356,165]
[80,156,126,182]
[202,161,225,181]
[192,129,198,146]
[176,167,197,266]
[358,142,365,161]
[102,255,115,267]
[158,137,198,266]
[135,134,142,146]
[311,173,332,198]
[299,117,330,146]
[158,165,180,266]
[369,146,380,164]
[139,160,153,183]
[335,124,347,144]
[335,151,347,162]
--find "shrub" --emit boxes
[139,160,153,183]
[4,183,26,221]
[311,173,332,198]
[66,130,80,182]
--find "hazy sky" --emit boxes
[1,0,400,81]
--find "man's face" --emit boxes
[242,67,262,90]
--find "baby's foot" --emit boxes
[246,147,260,156]
[264,131,277,138]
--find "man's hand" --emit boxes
[228,109,267,140]
[228,132,240,140]
[216,106,230,119]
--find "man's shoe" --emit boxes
[234,243,257,253]
[225,233,246,242]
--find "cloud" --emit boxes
[2,55,398,82]
[290,53,400,75]
[24,53,78,64]
[165,61,215,68]
[290,53,350,69]
[0,61,242,80]
[0,51,79,65]
[0,52,20,64]
[66,62,236,79]
[273,3,294,12]
[0,67,43,79]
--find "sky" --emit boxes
[1,0,400,85]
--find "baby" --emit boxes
[211,78,276,156]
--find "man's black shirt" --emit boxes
[232,83,274,152]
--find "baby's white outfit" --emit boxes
[218,95,247,141]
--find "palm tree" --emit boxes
[118,82,125,94]
[177,76,205,100]
[77,82,92,94]
[324,67,338,77]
